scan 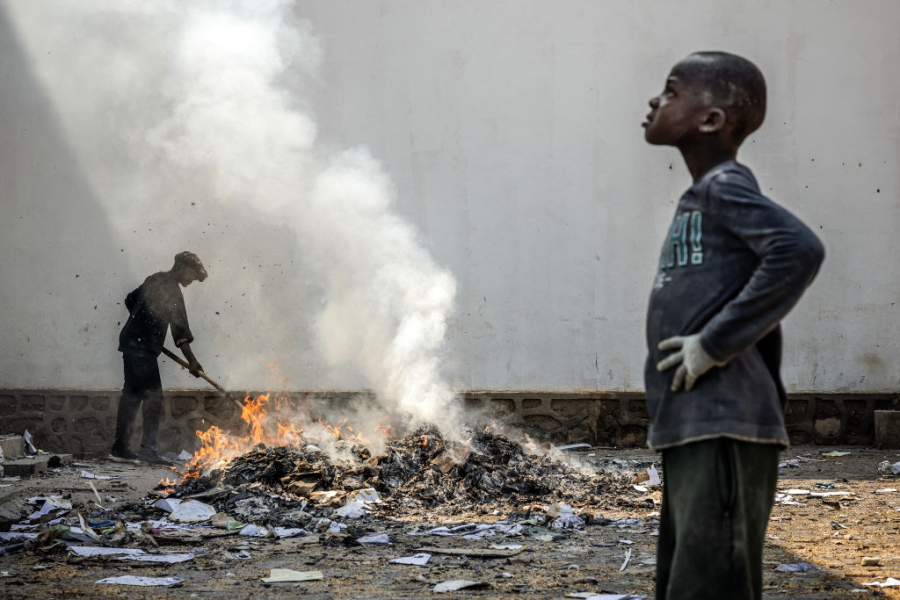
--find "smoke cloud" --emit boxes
[6,1,460,430]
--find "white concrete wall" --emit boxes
[1,1,898,393]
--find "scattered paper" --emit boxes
[153,498,183,513]
[273,527,306,538]
[176,450,193,461]
[390,553,431,565]
[822,451,850,457]
[169,500,216,523]
[231,550,251,560]
[490,544,523,550]
[80,471,122,481]
[775,563,819,573]
[95,576,184,587]
[23,430,37,454]
[433,580,491,593]
[121,553,194,564]
[555,443,592,451]
[876,489,898,493]
[619,548,632,571]
[347,488,380,503]
[779,459,801,468]
[261,569,323,583]
[357,533,391,544]
[646,465,661,486]
[334,500,370,519]
[70,547,145,557]
[863,578,900,588]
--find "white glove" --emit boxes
[656,334,726,392]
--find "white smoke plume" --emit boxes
[5,1,460,430]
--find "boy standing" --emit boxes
[642,52,824,599]
[110,251,208,466]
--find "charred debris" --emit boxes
[156,427,647,527]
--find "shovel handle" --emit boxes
[161,347,225,393]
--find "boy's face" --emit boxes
[642,61,712,147]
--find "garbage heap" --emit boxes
[160,427,637,526]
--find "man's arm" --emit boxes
[178,342,203,377]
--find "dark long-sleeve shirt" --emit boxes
[644,161,825,450]
[118,271,194,358]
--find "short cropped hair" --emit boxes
[678,51,767,143]
[174,251,208,281]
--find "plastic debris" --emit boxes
[876,489,898,494]
[273,527,306,538]
[231,550,251,560]
[646,465,661,486]
[774,563,819,572]
[347,488,380,503]
[69,547,145,557]
[261,569,324,583]
[433,580,491,593]
[169,500,216,523]
[489,544,523,550]
[176,450,193,461]
[821,451,850,457]
[548,503,585,530]
[863,578,900,588]
[390,553,431,565]
[95,576,184,586]
[357,533,391,544]
[779,459,801,468]
[812,482,834,489]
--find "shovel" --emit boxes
[161,347,225,391]
[161,347,245,414]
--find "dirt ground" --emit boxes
[2,446,900,599]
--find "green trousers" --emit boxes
[656,437,780,600]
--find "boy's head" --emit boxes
[172,251,207,286]
[643,51,766,149]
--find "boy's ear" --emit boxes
[698,107,727,134]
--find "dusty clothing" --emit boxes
[655,438,779,600]
[644,161,824,450]
[118,271,193,358]
[113,354,163,453]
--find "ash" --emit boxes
[166,427,633,525]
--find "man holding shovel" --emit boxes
[109,251,208,465]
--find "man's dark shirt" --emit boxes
[118,271,193,358]
[644,161,825,450]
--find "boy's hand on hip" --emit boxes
[656,335,725,392]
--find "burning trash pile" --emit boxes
[151,394,640,527]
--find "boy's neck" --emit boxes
[679,145,738,182]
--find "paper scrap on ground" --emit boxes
[120,553,194,564]
[555,443,592,451]
[863,578,900,588]
[646,465,661,486]
[70,547,145,557]
[334,500,370,519]
[169,500,216,523]
[274,527,306,538]
[620,548,632,571]
[80,471,122,481]
[95,576,184,586]
[390,553,431,565]
[876,489,898,493]
[23,430,38,454]
[490,544,523,550]
[822,451,850,457]
[433,580,491,593]
[775,563,819,572]
[153,498,182,513]
[567,594,647,600]
[176,450,193,461]
[261,569,324,583]
[357,533,390,544]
